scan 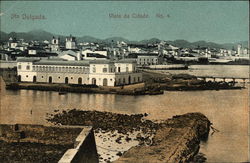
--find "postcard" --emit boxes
[0,1,249,162]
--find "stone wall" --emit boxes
[0,124,82,145]
[0,124,99,162]
[59,127,99,163]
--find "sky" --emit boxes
[0,1,249,43]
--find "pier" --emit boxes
[196,76,249,86]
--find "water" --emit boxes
[0,65,249,162]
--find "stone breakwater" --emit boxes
[47,110,211,162]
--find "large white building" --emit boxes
[17,58,142,86]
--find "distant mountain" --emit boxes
[27,29,55,41]
[166,40,192,48]
[139,38,161,44]
[78,36,102,43]
[103,37,130,44]
[0,29,248,49]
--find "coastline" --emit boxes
[3,69,244,96]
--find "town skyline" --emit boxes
[0,1,249,44]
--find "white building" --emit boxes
[137,55,160,65]
[82,49,108,57]
[66,35,77,50]
[17,58,142,86]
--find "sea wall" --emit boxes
[115,113,211,163]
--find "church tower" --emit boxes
[51,36,60,51]
[65,35,77,50]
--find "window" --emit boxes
[93,67,96,73]
[118,67,121,72]
[18,65,21,69]
[26,65,30,70]
[103,68,107,73]
[126,67,129,72]
[26,75,28,78]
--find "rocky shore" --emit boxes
[47,109,211,162]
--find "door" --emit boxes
[103,78,108,86]
[49,76,52,83]
[33,76,37,83]
[78,77,82,84]
[92,78,96,85]
[65,77,69,84]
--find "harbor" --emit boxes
[0,64,249,162]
